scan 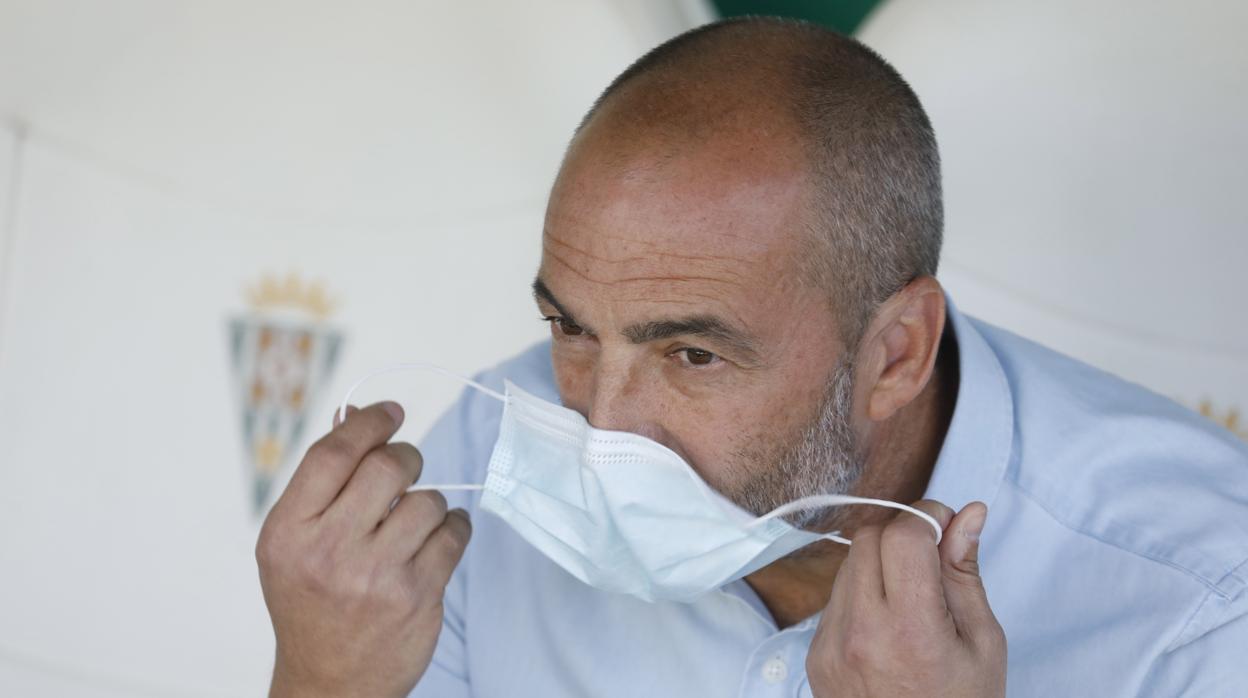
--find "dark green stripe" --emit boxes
[710,0,884,35]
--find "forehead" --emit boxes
[541,127,817,320]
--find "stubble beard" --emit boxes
[724,356,864,533]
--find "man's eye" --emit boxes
[542,316,585,336]
[679,348,718,366]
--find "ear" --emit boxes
[857,277,947,423]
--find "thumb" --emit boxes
[939,502,996,641]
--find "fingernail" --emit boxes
[381,401,404,426]
[964,508,986,543]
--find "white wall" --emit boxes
[0,2,710,695]
[0,121,17,346]
[860,0,1248,429]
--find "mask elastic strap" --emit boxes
[337,362,506,425]
[407,483,485,492]
[749,493,943,545]
[337,362,505,494]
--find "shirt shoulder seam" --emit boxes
[1008,480,1242,599]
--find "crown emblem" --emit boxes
[1197,400,1246,442]
[245,273,335,320]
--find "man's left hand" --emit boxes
[806,500,1006,697]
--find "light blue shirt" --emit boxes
[410,301,1248,697]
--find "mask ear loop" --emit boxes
[337,362,506,494]
[748,494,943,546]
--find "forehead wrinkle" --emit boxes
[609,273,746,288]
[542,244,605,287]
[544,229,758,275]
[543,230,623,265]
[619,293,752,330]
[542,239,755,291]
[593,232,770,263]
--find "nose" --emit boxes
[586,357,665,442]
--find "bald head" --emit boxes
[565,17,942,345]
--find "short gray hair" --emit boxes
[578,17,943,345]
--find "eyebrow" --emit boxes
[623,316,761,362]
[532,276,761,363]
[532,278,580,325]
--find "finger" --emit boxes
[409,509,472,592]
[329,442,424,533]
[841,523,885,602]
[332,404,359,428]
[880,499,954,616]
[939,502,998,645]
[374,489,448,560]
[279,402,404,518]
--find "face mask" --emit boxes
[339,364,942,603]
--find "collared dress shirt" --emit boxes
[409,300,1248,697]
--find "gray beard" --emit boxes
[725,357,863,531]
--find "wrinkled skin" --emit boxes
[257,404,471,698]
[807,500,1005,697]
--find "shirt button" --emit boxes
[761,657,788,684]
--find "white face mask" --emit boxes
[339,364,941,603]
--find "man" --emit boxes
[256,17,1248,697]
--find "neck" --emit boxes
[744,330,961,628]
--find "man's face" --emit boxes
[535,122,864,517]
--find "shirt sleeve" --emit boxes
[1139,580,1248,696]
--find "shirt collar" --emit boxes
[922,296,1015,511]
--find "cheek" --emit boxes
[551,343,594,415]
[670,387,815,484]
[660,396,764,480]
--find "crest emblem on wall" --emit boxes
[1197,400,1247,442]
[229,274,343,514]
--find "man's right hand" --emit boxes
[256,402,472,698]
